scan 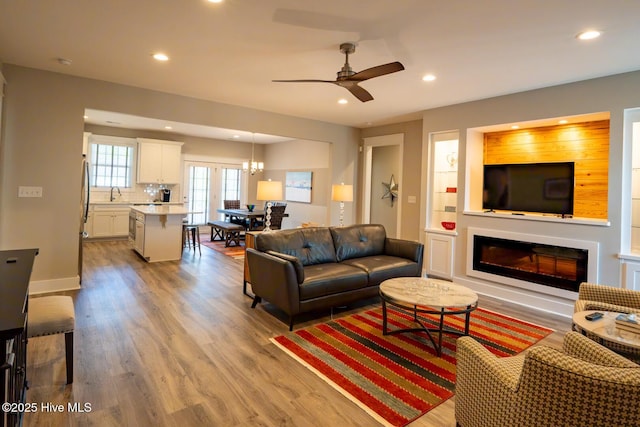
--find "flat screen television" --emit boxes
[483,162,575,215]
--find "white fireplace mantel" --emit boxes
[466,227,600,301]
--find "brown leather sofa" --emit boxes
[246,224,424,330]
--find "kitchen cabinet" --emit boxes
[137,138,183,184]
[90,207,129,238]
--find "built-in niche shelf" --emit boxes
[465,117,610,221]
[429,138,458,232]
[425,132,459,280]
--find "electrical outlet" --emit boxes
[18,186,43,198]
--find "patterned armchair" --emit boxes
[575,282,640,313]
[455,331,640,427]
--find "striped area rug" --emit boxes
[271,306,553,427]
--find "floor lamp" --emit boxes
[331,183,353,227]
[256,179,283,232]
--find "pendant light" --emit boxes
[243,133,264,175]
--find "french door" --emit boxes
[184,161,244,224]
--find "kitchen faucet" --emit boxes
[110,186,121,202]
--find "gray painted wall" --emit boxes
[0,65,359,288]
[415,70,640,312]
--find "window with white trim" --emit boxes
[88,136,136,188]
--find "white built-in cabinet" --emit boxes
[622,261,640,292]
[623,116,640,290]
[89,206,129,238]
[425,133,459,279]
[425,233,455,279]
[137,138,183,184]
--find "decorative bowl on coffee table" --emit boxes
[247,204,255,212]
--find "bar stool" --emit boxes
[182,222,201,255]
[28,295,75,384]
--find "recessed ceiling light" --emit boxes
[83,115,88,120]
[164,126,173,130]
[232,135,240,139]
[577,30,601,40]
[558,120,568,124]
[152,53,169,61]
[207,0,223,3]
[511,125,520,129]
[338,99,348,105]
[422,74,436,82]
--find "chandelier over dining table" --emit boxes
[243,133,264,175]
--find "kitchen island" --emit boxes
[130,205,194,262]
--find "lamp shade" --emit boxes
[331,183,353,202]
[256,180,283,201]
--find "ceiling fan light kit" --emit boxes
[273,42,404,102]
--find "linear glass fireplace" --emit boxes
[472,235,588,292]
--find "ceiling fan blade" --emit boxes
[272,79,335,83]
[349,61,405,82]
[346,84,374,102]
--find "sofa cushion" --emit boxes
[330,224,386,262]
[300,263,368,300]
[342,255,421,286]
[256,228,337,266]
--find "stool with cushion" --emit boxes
[28,295,75,384]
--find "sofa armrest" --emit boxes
[246,248,301,315]
[562,331,639,367]
[266,250,304,284]
[384,238,424,265]
[457,336,523,392]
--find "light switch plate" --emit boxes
[408,195,417,204]
[18,186,43,198]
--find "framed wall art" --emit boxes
[285,171,313,203]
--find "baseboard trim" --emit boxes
[29,276,80,295]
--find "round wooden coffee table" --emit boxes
[572,310,640,360]
[379,277,478,356]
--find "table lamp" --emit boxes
[331,183,353,227]
[256,179,283,232]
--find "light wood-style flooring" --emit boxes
[25,239,572,427]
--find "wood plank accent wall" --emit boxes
[483,120,610,219]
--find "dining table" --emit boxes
[217,208,266,231]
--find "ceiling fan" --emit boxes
[273,42,404,102]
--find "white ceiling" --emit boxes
[2,0,640,135]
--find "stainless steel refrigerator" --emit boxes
[79,154,90,283]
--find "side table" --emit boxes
[243,231,262,297]
[572,310,640,362]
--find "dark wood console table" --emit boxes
[1,249,38,427]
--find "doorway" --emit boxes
[183,160,245,225]
[362,134,403,238]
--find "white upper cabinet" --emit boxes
[137,138,183,184]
